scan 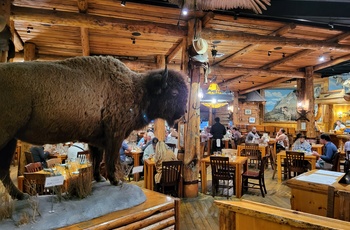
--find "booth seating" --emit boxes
[215,199,350,230]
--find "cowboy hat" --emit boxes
[192,38,208,55]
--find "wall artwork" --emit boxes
[264,88,297,122]
[248,117,256,123]
[244,109,252,115]
[329,73,350,93]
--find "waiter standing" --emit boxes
[210,117,226,154]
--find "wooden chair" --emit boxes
[167,143,176,152]
[285,151,307,179]
[46,158,62,168]
[344,151,350,173]
[271,148,288,180]
[23,173,51,195]
[242,156,268,197]
[331,152,340,172]
[24,151,34,164]
[242,143,261,168]
[210,156,235,199]
[159,160,182,197]
[221,149,237,156]
[264,126,275,137]
[24,162,43,172]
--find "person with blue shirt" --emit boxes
[119,140,132,164]
[292,134,312,153]
[313,134,338,169]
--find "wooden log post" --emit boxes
[154,55,166,141]
[24,42,36,61]
[233,91,239,126]
[183,19,200,198]
[0,0,11,62]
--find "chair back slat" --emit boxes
[210,156,232,180]
[23,173,50,195]
[46,158,62,168]
[77,150,90,163]
[286,151,306,178]
[24,151,34,164]
[25,162,43,172]
[331,152,340,171]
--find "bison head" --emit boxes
[144,67,188,126]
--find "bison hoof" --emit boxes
[17,192,30,200]
[94,175,106,182]
[109,179,119,186]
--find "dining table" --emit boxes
[126,149,143,181]
[276,150,317,183]
[200,155,248,198]
[18,162,92,193]
[311,143,324,154]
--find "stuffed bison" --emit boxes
[0,56,188,199]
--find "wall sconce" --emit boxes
[296,100,310,121]
[338,112,343,119]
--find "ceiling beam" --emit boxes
[314,53,350,72]
[11,5,187,37]
[201,12,215,28]
[202,28,350,52]
[214,23,296,66]
[238,77,290,94]
[166,38,184,64]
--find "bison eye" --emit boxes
[172,89,179,96]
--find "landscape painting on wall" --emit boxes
[329,73,350,92]
[264,89,297,122]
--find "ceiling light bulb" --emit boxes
[212,98,217,104]
[182,8,188,15]
[198,91,203,99]
[319,56,325,62]
[121,0,126,6]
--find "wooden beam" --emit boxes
[77,0,88,14]
[80,27,90,56]
[23,42,36,61]
[202,28,350,52]
[166,39,184,64]
[238,78,290,94]
[213,67,308,80]
[215,23,296,65]
[201,12,215,28]
[314,53,350,72]
[11,6,187,37]
[326,31,350,43]
[261,49,314,70]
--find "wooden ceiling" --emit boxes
[8,0,350,95]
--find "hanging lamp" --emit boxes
[200,81,233,109]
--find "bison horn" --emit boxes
[161,65,168,89]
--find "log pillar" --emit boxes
[24,42,36,61]
[183,19,201,198]
[233,91,239,126]
[296,66,316,137]
[154,55,166,141]
[0,0,12,63]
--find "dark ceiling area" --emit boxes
[127,0,350,77]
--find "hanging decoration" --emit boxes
[200,80,233,109]
[169,0,271,14]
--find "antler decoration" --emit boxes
[169,0,271,14]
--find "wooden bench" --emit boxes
[215,199,350,230]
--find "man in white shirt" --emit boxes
[67,142,86,162]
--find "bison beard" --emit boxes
[0,56,188,200]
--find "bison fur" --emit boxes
[0,56,188,199]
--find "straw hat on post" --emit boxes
[192,38,208,55]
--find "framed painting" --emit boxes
[244,109,252,115]
[329,73,350,92]
[249,117,256,123]
[264,88,297,122]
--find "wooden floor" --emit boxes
[6,165,291,230]
[130,166,292,230]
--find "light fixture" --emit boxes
[200,80,233,109]
[296,100,310,121]
[121,0,126,6]
[268,51,271,56]
[319,56,325,62]
[182,8,188,15]
[338,112,343,119]
[282,53,286,58]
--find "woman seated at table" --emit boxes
[292,134,311,153]
[154,141,177,189]
[276,128,289,152]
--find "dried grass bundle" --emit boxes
[66,167,93,199]
[169,0,271,14]
[0,186,14,221]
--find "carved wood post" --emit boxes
[183,19,200,198]
[24,42,36,61]
[0,0,11,62]
[154,55,167,141]
[233,91,239,125]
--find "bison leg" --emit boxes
[0,139,29,200]
[89,145,105,182]
[105,138,123,186]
